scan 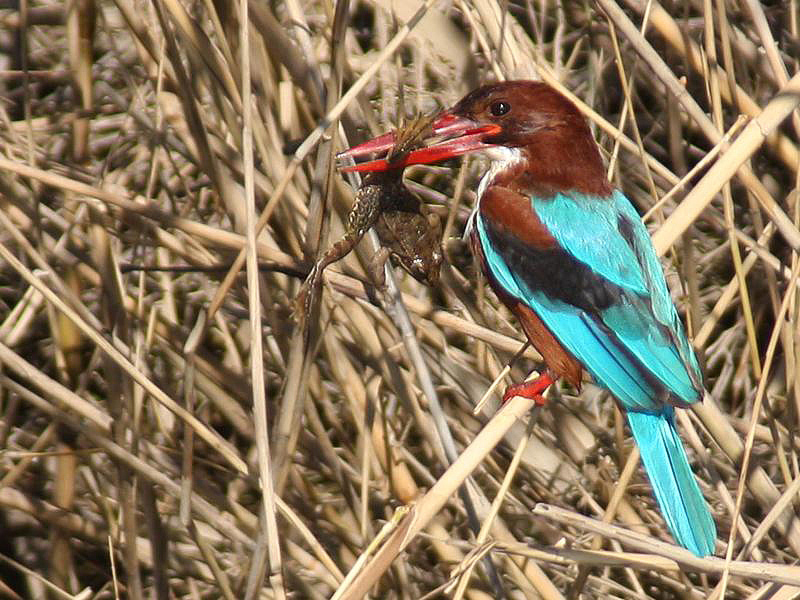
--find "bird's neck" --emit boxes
[470,141,613,238]
[476,146,525,199]
[480,136,613,200]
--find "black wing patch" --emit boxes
[482,217,625,314]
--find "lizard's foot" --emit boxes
[293,266,321,322]
[368,247,391,291]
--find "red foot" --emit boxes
[502,372,555,405]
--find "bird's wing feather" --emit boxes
[476,189,702,410]
[535,190,702,401]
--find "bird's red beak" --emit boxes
[338,113,501,173]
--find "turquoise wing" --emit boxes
[475,189,702,411]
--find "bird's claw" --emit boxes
[502,372,554,405]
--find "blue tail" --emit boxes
[626,408,716,556]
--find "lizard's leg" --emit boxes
[294,182,382,320]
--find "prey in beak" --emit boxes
[295,115,462,321]
[338,113,501,173]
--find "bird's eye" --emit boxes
[490,100,511,116]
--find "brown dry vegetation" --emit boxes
[1,0,799,598]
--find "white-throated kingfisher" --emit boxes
[341,81,716,556]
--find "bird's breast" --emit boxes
[477,185,559,250]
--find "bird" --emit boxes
[341,80,716,557]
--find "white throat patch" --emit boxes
[476,146,523,199]
[465,146,523,241]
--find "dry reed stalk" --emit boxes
[0,0,798,598]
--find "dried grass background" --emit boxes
[0,0,799,598]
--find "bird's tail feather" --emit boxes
[626,409,716,556]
